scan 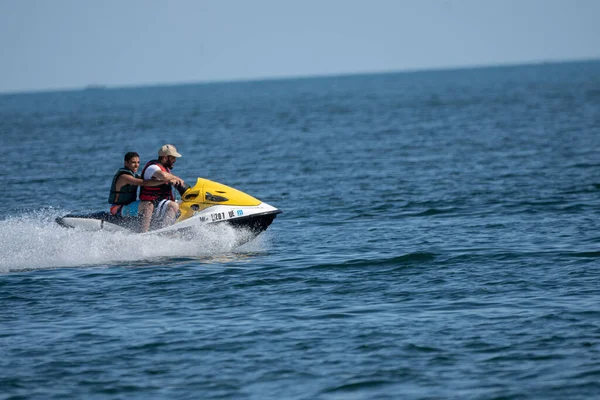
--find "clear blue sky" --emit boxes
[1,0,598,94]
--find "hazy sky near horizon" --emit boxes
[1,0,599,94]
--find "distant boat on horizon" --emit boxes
[82,84,107,91]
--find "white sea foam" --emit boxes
[0,209,267,272]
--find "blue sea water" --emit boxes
[1,60,600,399]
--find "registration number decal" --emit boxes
[211,212,226,222]
[210,210,242,222]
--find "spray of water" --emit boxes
[0,209,268,273]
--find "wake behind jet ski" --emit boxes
[56,177,282,243]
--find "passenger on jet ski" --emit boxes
[108,151,176,217]
[138,144,186,232]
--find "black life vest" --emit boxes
[108,168,139,205]
[139,160,174,202]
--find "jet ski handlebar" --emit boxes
[174,182,191,196]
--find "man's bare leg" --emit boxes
[138,201,154,232]
[161,202,179,227]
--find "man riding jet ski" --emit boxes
[137,144,186,232]
[57,145,281,242]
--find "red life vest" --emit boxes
[139,160,174,201]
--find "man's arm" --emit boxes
[115,174,165,191]
[150,170,185,187]
[143,164,185,187]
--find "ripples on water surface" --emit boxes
[1,61,600,399]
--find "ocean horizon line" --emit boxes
[2,56,599,97]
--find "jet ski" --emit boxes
[56,178,282,242]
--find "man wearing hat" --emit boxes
[138,144,186,232]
